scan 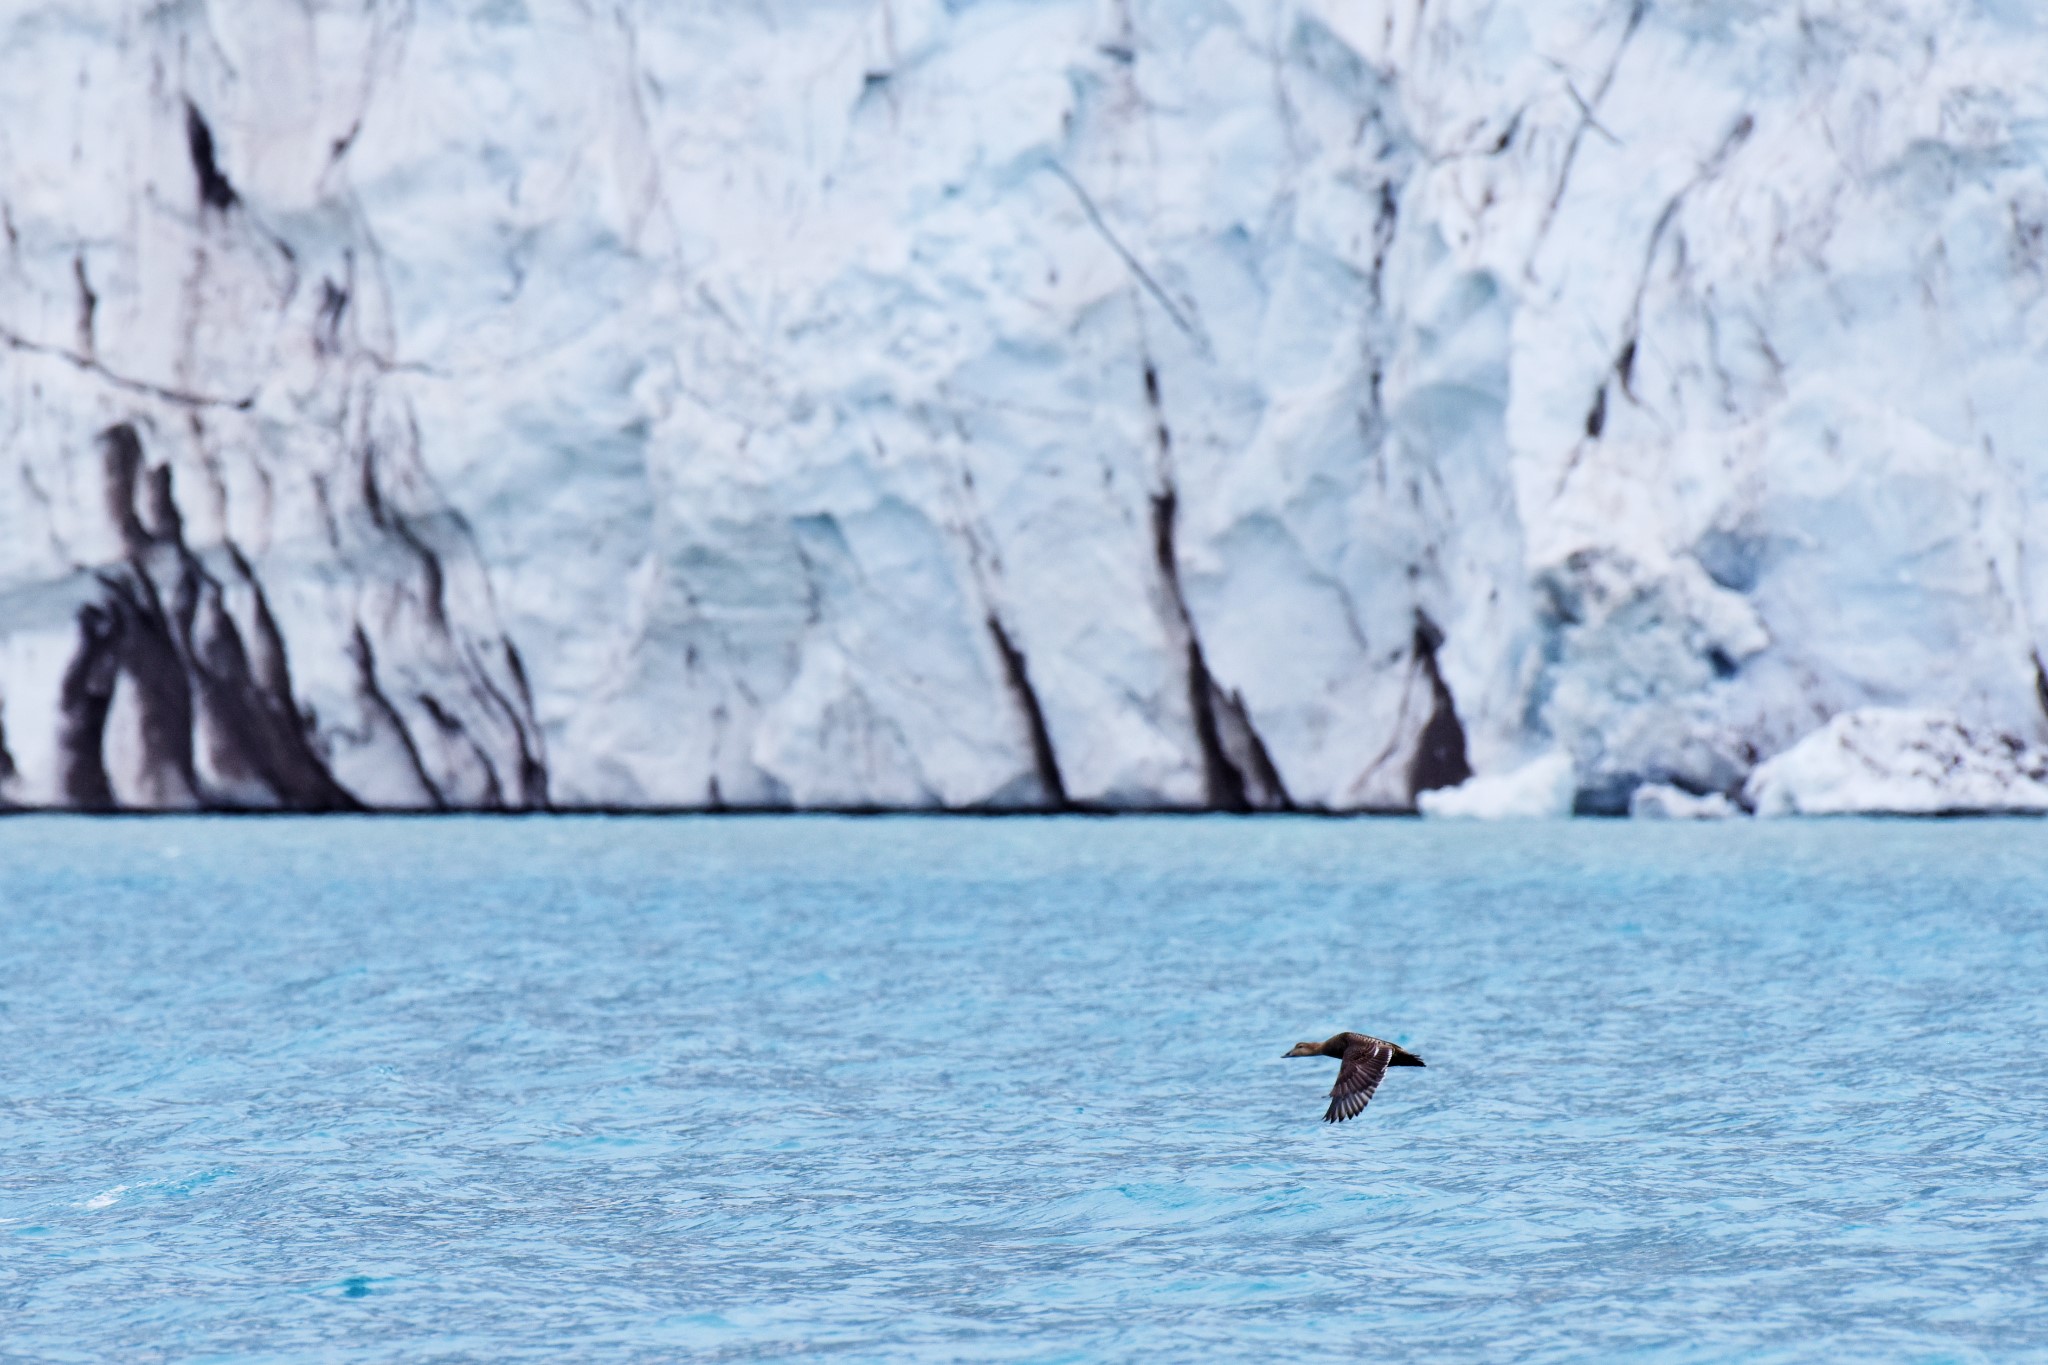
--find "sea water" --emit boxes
[2,815,2045,1361]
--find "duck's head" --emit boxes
[1283,1041,1323,1058]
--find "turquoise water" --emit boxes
[3,816,2046,1361]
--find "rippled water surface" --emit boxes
[4,816,2047,1361]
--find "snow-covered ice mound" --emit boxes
[1745,710,2048,818]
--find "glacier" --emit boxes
[2,0,2046,814]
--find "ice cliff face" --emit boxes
[2,0,2046,812]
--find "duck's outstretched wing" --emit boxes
[1324,1039,1394,1123]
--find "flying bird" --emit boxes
[1284,1032,1426,1122]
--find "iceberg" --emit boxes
[1628,784,1741,822]
[1745,710,2048,818]
[1419,753,1576,822]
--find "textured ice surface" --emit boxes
[3,1,2047,811]
[1745,708,2048,817]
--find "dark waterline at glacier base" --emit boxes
[3,817,2044,1361]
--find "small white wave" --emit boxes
[82,1185,129,1210]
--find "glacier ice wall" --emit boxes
[2,0,2045,812]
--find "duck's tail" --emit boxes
[1391,1047,1426,1067]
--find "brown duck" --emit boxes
[1284,1032,1426,1122]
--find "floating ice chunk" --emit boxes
[1418,752,1575,820]
[1744,709,2048,818]
[1628,784,1740,820]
